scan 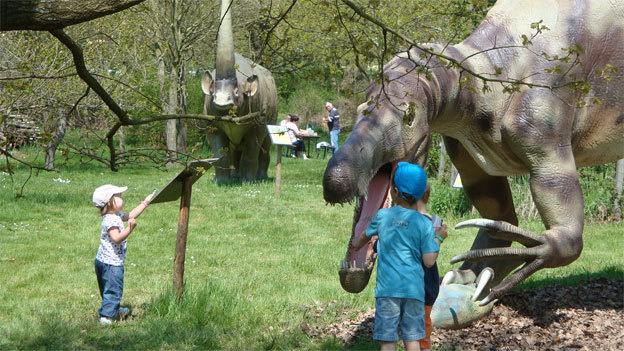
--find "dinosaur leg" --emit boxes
[452,143,584,305]
[445,136,523,281]
[432,137,525,328]
[442,90,585,319]
[238,129,262,181]
[209,129,232,182]
[256,134,271,180]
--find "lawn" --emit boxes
[1,147,622,350]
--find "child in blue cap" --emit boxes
[354,162,440,351]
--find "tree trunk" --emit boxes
[437,140,447,180]
[1,0,145,31]
[165,63,188,167]
[117,126,125,152]
[44,109,68,170]
[176,61,187,154]
[450,163,458,187]
[614,159,624,220]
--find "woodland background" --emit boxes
[1,0,622,221]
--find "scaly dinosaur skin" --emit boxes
[323,0,623,329]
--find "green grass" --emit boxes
[1,148,622,350]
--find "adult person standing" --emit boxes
[323,102,340,151]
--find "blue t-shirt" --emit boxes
[366,206,439,301]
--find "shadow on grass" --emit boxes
[2,307,219,351]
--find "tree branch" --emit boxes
[1,0,146,31]
[338,0,583,91]
[0,73,78,81]
[50,29,132,124]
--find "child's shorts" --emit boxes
[373,297,425,341]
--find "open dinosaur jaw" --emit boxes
[339,163,393,293]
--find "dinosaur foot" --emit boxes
[433,218,547,329]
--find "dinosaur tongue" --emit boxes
[351,167,393,265]
[340,167,392,293]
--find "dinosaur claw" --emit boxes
[454,218,496,230]
[479,294,494,307]
[441,271,454,286]
[472,268,494,301]
[449,254,463,265]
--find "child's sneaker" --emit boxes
[99,316,113,325]
[118,307,130,320]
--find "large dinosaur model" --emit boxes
[323,0,623,329]
[201,0,277,182]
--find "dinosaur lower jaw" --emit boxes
[339,163,393,293]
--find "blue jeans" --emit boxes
[94,259,124,318]
[374,297,425,342]
[330,129,340,150]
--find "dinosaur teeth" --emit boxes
[340,259,371,270]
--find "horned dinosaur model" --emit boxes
[323,0,623,329]
[201,0,277,182]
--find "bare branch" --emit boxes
[1,0,146,31]
[257,0,298,60]
[49,29,132,124]
[0,73,78,81]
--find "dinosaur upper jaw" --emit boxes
[338,163,394,293]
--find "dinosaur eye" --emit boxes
[402,102,416,126]
[403,112,415,126]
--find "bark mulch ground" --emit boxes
[302,277,623,350]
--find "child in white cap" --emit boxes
[92,184,153,325]
[353,162,440,351]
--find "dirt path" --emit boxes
[305,278,623,350]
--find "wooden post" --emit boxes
[173,175,192,302]
[275,145,283,198]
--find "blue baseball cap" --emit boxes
[393,162,427,201]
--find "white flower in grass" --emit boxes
[131,263,136,267]
[242,189,260,198]
[52,177,71,184]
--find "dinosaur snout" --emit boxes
[323,155,359,204]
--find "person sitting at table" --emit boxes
[279,114,291,127]
[285,115,309,160]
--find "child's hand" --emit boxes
[128,218,137,231]
[435,224,448,240]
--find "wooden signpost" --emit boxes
[150,158,218,302]
[267,125,293,198]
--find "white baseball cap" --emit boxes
[92,184,127,207]
[325,102,332,107]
